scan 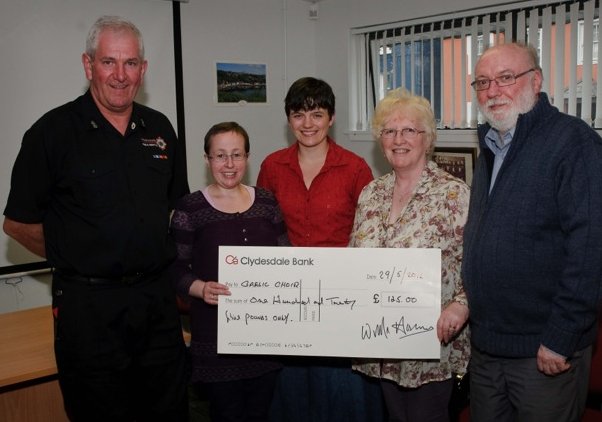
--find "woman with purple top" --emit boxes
[170,121,290,422]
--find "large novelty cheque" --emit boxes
[217,246,441,359]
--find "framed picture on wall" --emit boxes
[216,62,267,104]
[432,147,477,186]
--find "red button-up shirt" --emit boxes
[257,139,373,246]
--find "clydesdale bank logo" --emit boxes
[224,255,315,267]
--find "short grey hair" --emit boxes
[371,88,438,159]
[85,15,144,60]
[479,41,542,74]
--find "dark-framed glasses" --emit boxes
[206,152,248,163]
[380,127,425,140]
[471,68,536,91]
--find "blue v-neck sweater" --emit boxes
[462,93,602,358]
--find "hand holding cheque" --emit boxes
[217,246,442,359]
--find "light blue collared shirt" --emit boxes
[484,127,515,193]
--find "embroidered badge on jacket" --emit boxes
[141,136,167,150]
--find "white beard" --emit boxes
[479,86,538,133]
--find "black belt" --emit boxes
[54,268,161,286]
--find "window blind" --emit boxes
[350,0,600,131]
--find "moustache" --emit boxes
[485,98,511,108]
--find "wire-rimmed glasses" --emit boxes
[379,127,425,140]
[470,68,536,91]
[206,152,248,162]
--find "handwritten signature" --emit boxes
[361,315,434,340]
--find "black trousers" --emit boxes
[52,271,189,422]
[199,370,279,422]
[469,345,592,422]
[380,378,454,422]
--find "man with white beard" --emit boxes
[462,42,602,422]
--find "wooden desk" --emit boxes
[0,306,192,422]
[0,306,68,421]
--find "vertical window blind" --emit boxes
[349,0,600,131]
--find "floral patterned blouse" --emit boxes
[349,160,471,388]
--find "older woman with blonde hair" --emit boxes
[349,88,471,422]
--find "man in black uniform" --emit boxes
[3,16,189,422]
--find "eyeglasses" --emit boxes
[206,152,248,163]
[379,127,425,140]
[471,68,536,91]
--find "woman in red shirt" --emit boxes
[257,77,373,247]
[257,77,380,421]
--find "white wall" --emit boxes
[179,0,317,192]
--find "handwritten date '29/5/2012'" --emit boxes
[369,266,424,285]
